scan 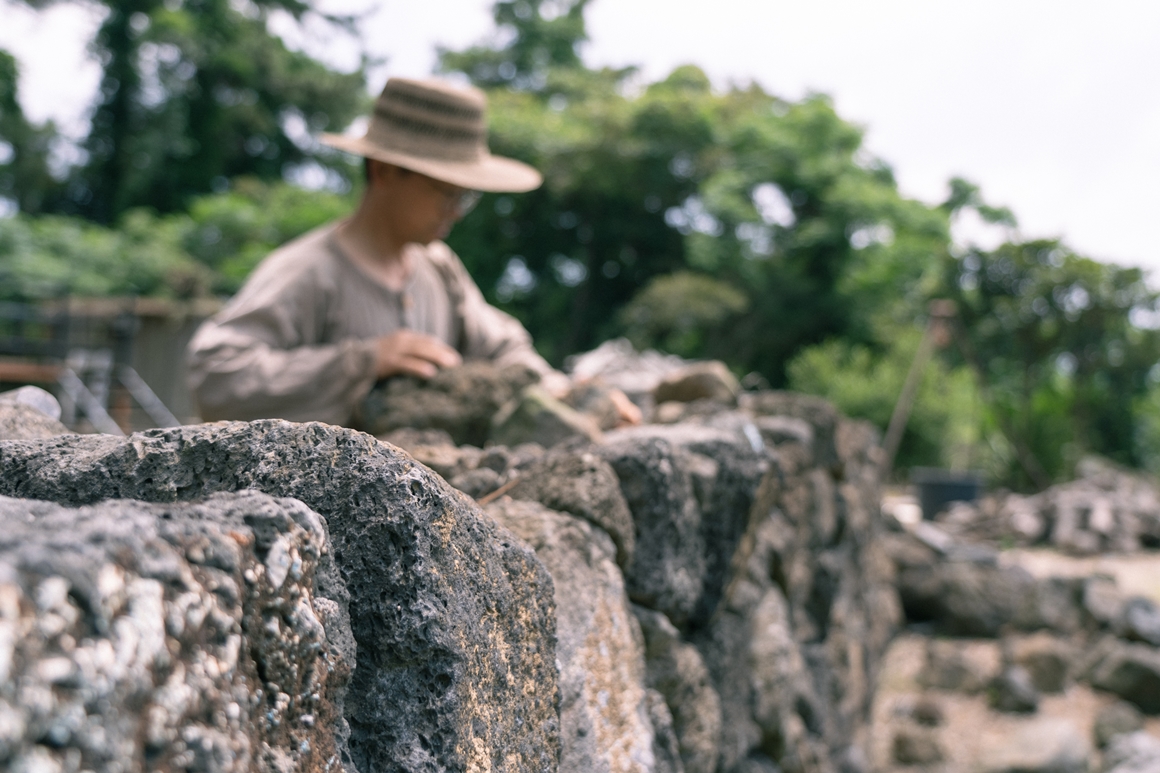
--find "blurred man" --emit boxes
[188,77,633,426]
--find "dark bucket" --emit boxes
[910,467,983,521]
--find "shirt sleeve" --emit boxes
[186,247,379,426]
[428,243,571,393]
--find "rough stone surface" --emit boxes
[921,639,996,694]
[933,457,1160,554]
[1103,731,1160,773]
[0,401,69,440]
[0,421,559,772]
[595,435,704,627]
[975,718,1090,773]
[692,395,897,773]
[892,727,943,764]
[1009,632,1074,693]
[355,362,540,446]
[634,605,722,773]
[1094,702,1146,748]
[898,559,1066,637]
[0,491,348,773]
[599,420,767,628]
[1120,597,1160,646]
[987,666,1040,714]
[565,382,623,431]
[507,448,635,569]
[491,385,603,449]
[487,499,672,773]
[1088,642,1160,714]
[652,362,740,405]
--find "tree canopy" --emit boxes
[5,0,367,222]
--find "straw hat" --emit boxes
[320,77,542,193]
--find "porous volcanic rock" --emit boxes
[487,498,678,773]
[688,395,899,773]
[597,419,767,629]
[634,605,722,773]
[0,491,348,773]
[0,421,559,772]
[652,361,740,405]
[506,448,636,568]
[355,361,541,446]
[0,387,69,440]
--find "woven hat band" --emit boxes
[365,79,488,164]
[319,77,543,193]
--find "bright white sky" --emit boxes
[2,0,1159,273]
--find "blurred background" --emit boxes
[1,0,1159,490]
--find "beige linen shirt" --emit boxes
[187,221,557,426]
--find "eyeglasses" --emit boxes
[422,175,481,217]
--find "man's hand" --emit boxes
[608,387,642,426]
[374,330,462,380]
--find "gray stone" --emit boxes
[1120,597,1160,646]
[977,717,1090,773]
[491,385,603,449]
[0,401,68,440]
[1089,642,1160,714]
[921,639,993,693]
[380,427,482,480]
[0,421,559,772]
[355,361,540,446]
[595,435,704,627]
[634,606,722,773]
[1103,731,1160,773]
[653,361,740,405]
[1085,577,1128,627]
[487,499,668,773]
[0,386,61,420]
[448,466,502,499]
[1094,702,1145,748]
[892,727,943,764]
[1010,633,1074,693]
[989,666,1040,714]
[565,381,623,431]
[911,697,944,727]
[507,449,635,569]
[600,421,766,627]
[898,560,1038,637]
[0,491,348,773]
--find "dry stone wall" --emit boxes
[0,364,902,773]
[0,420,559,772]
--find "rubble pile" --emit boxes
[931,457,1160,555]
[873,501,1160,771]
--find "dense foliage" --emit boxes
[2,0,1160,487]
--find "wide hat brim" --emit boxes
[320,133,542,193]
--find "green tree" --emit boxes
[943,237,1160,488]
[441,3,948,378]
[0,49,59,214]
[13,0,367,221]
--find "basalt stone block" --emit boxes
[487,499,675,773]
[634,605,722,773]
[0,421,559,773]
[507,449,635,569]
[595,435,705,627]
[491,385,603,449]
[0,400,68,441]
[1088,642,1160,714]
[355,362,541,447]
[898,560,1040,637]
[0,491,348,773]
[599,421,766,628]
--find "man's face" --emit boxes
[370,162,479,245]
